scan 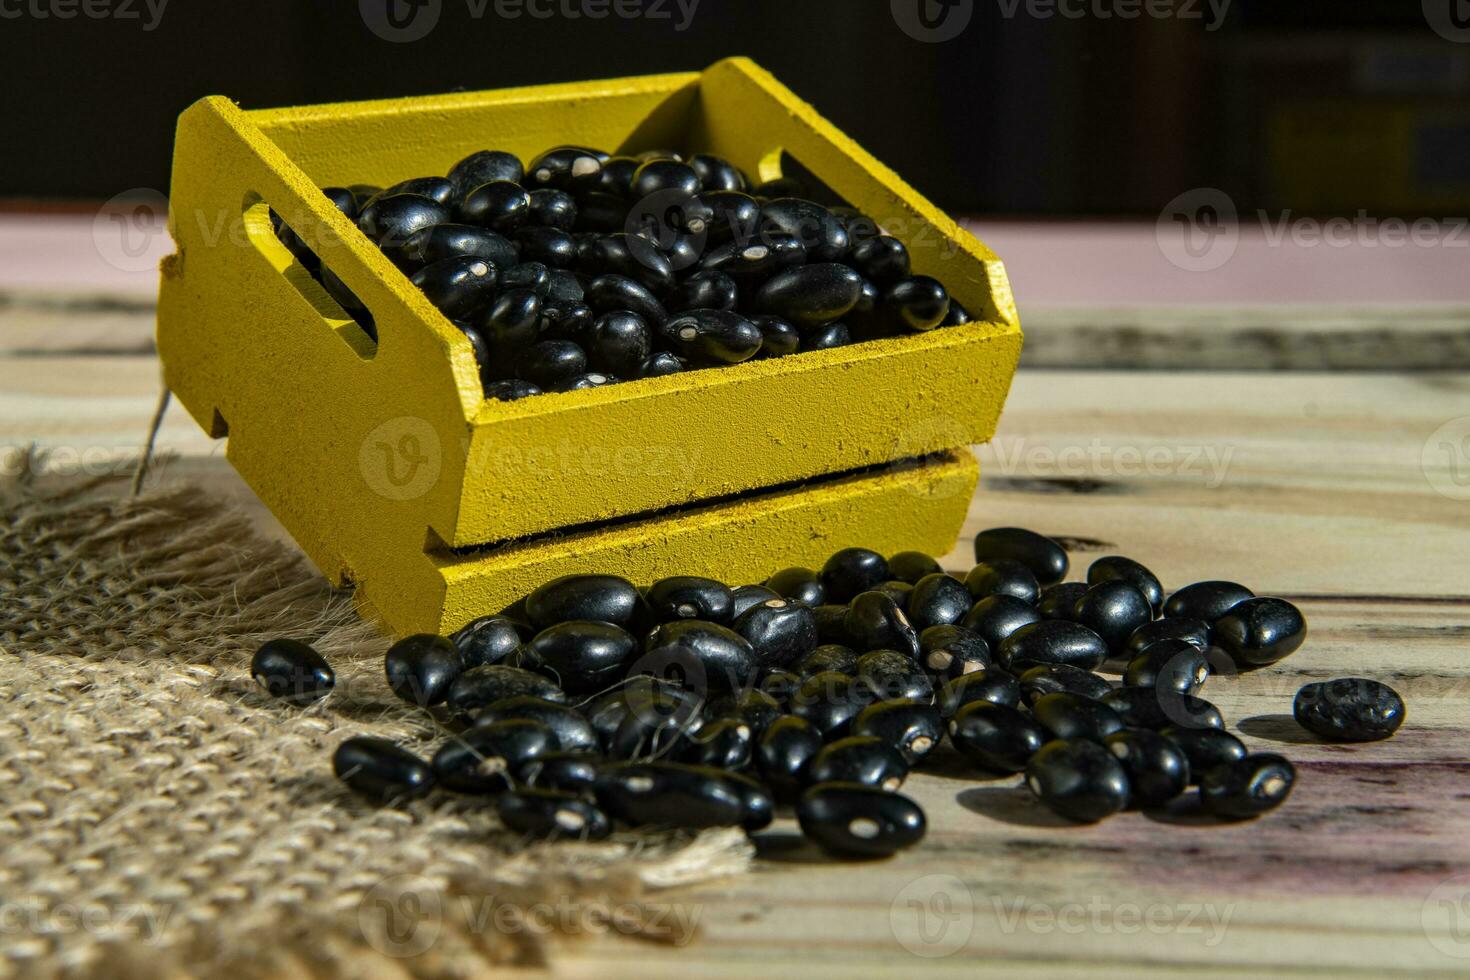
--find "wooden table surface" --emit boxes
[4,289,1470,977]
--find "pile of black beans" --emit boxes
[270,146,970,401]
[251,528,1405,855]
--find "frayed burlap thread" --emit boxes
[0,455,752,979]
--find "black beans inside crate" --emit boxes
[248,529,1398,854]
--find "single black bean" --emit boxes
[527,188,577,230]
[857,649,933,703]
[448,149,524,198]
[474,695,598,753]
[948,701,1046,773]
[517,751,602,793]
[917,624,992,679]
[476,288,543,352]
[765,566,826,606]
[1071,581,1153,654]
[698,236,807,288]
[791,670,878,738]
[539,299,596,345]
[942,297,973,326]
[852,699,943,764]
[630,159,701,201]
[707,689,784,736]
[822,549,890,603]
[847,236,910,286]
[759,198,848,262]
[603,687,704,759]
[907,574,974,631]
[451,614,524,668]
[688,153,746,192]
[596,762,763,829]
[358,193,451,247]
[521,621,637,695]
[585,274,667,325]
[646,576,735,624]
[1018,663,1112,705]
[384,634,464,707]
[937,667,1022,716]
[578,233,675,294]
[1025,739,1130,822]
[998,621,1109,672]
[447,665,568,714]
[1214,597,1307,668]
[730,584,782,619]
[410,257,499,319]
[659,309,762,365]
[572,191,630,233]
[1088,556,1165,616]
[515,226,578,268]
[756,263,864,328]
[1101,686,1223,731]
[322,186,359,221]
[734,597,819,670]
[753,314,800,357]
[251,638,335,705]
[525,574,642,630]
[1104,729,1190,808]
[526,145,606,190]
[640,620,758,692]
[1293,677,1405,742]
[1125,617,1211,659]
[1124,639,1211,695]
[498,788,611,840]
[965,559,1041,604]
[881,275,950,332]
[812,604,852,645]
[1200,753,1295,819]
[590,155,640,196]
[871,580,914,608]
[517,339,587,390]
[807,735,909,791]
[1032,692,1125,742]
[701,189,762,246]
[973,527,1069,585]
[800,321,850,351]
[795,644,860,677]
[1162,580,1254,622]
[333,737,434,803]
[669,270,739,313]
[382,176,454,206]
[640,351,687,377]
[394,223,518,273]
[484,379,543,401]
[501,261,552,296]
[888,551,943,584]
[844,591,920,658]
[433,719,555,793]
[457,180,531,233]
[960,595,1044,652]
[756,715,824,802]
[547,268,585,303]
[798,783,926,858]
[1160,726,1246,783]
[678,716,754,770]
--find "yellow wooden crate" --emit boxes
[156,57,1020,635]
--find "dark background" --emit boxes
[3,0,1467,215]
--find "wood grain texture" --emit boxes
[3,335,1469,973]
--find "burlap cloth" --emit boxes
[0,453,752,978]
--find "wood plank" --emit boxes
[4,353,1469,974]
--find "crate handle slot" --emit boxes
[241,195,378,360]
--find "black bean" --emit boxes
[451,615,525,668]
[669,270,739,313]
[646,576,735,624]
[845,592,921,658]
[800,321,850,351]
[942,297,973,326]
[1162,580,1253,622]
[937,667,1022,716]
[476,288,543,352]
[1104,729,1190,808]
[1025,739,1130,822]
[1213,597,1307,668]
[760,670,803,706]
[730,584,782,619]
[1018,663,1112,706]
[322,186,359,221]
[547,268,585,303]
[526,188,577,230]
[948,701,1046,773]
[857,649,933,703]
[833,207,881,243]
[807,735,909,792]
[251,638,335,705]
[573,191,630,233]
[603,687,704,759]
[1102,686,1223,731]
[759,198,848,262]
[384,634,464,707]
[457,180,531,233]
[597,762,766,830]
[525,574,642,630]
[707,689,784,735]
[795,644,860,677]
[1071,581,1153,654]
[521,621,637,694]
[630,159,701,201]
[658,309,762,365]
[756,715,824,802]
[701,189,761,245]
[852,699,943,765]
[678,716,754,770]
[1088,556,1165,617]
[812,604,853,645]
[578,233,675,294]
[499,788,611,840]
[1125,617,1211,659]
[517,339,587,390]
[432,719,555,793]
[791,670,878,738]
[885,551,941,585]
[821,548,889,603]
[539,299,596,344]
[358,193,451,247]
[917,624,992,679]
[585,274,667,325]
[526,145,605,190]
[847,236,910,286]
[447,665,568,714]
[517,751,602,793]
[1200,753,1295,819]
[1032,692,1125,742]
[873,580,915,607]
[1293,677,1405,742]
[753,314,800,357]
[906,574,973,631]
[384,176,455,206]
[973,527,1069,585]
[394,224,518,273]
[960,595,1044,652]
[484,379,542,401]
[964,559,1041,604]
[515,226,578,268]
[333,737,434,803]
[641,620,758,692]
[590,155,640,196]
[799,782,926,857]
[765,566,825,606]
[755,263,864,328]
[699,236,807,287]
[1160,726,1246,783]
[998,621,1109,672]
[640,351,687,377]
[734,597,819,670]
[448,149,524,198]
[473,695,598,753]
[409,256,499,320]
[689,154,746,192]
[1124,639,1211,695]
[881,276,950,332]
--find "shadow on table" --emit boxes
[1237,713,1319,745]
[956,785,1076,828]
